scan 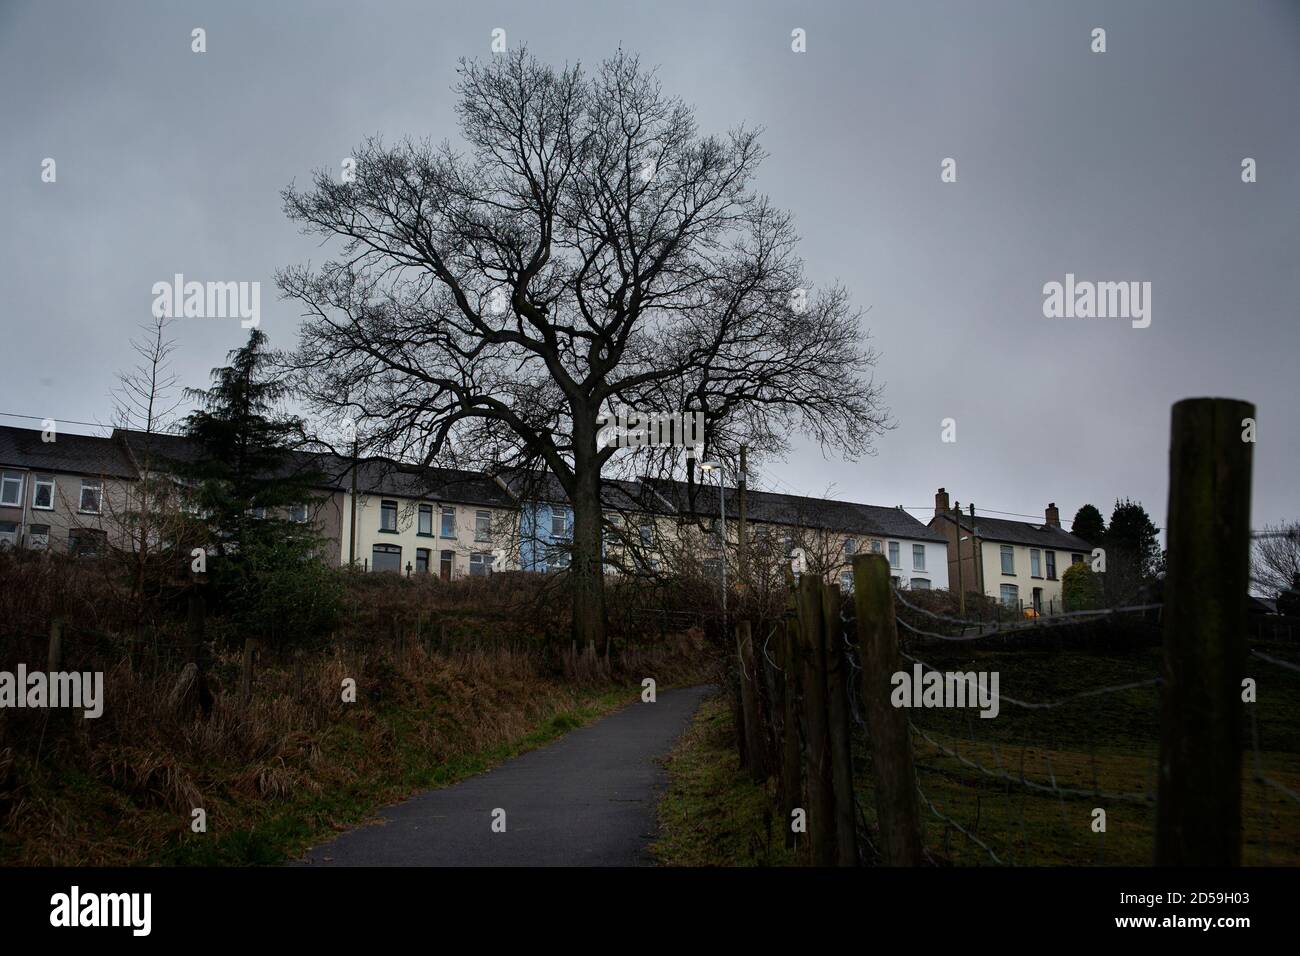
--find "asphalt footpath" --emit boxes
[295,684,714,866]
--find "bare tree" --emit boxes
[279,49,889,650]
[113,315,184,437]
[1251,522,1300,600]
[106,316,196,609]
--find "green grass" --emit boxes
[652,694,796,867]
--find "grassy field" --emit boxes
[880,641,1300,866]
[654,639,1300,866]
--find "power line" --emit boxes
[0,411,114,431]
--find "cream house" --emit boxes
[336,460,519,578]
[928,489,1092,614]
[644,477,949,592]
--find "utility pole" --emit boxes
[349,436,359,567]
[737,444,749,591]
[953,500,965,616]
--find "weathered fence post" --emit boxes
[47,618,63,672]
[822,584,859,866]
[736,621,765,784]
[781,613,803,849]
[1155,397,1253,866]
[240,638,257,704]
[795,575,837,866]
[852,553,924,865]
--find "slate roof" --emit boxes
[112,428,515,508]
[493,468,677,515]
[0,425,136,479]
[934,511,1093,551]
[645,477,949,543]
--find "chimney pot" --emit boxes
[1045,502,1061,528]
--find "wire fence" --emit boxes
[734,560,1300,867]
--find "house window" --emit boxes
[69,528,106,557]
[1000,545,1015,575]
[290,503,309,523]
[32,476,54,510]
[440,506,456,537]
[550,509,568,538]
[28,524,50,550]
[418,504,433,536]
[250,506,267,520]
[840,571,854,593]
[844,538,856,556]
[371,543,402,572]
[380,500,398,532]
[872,540,883,554]
[1045,550,1057,580]
[469,552,492,576]
[913,544,926,571]
[911,578,931,591]
[1000,583,1019,607]
[1032,587,1043,613]
[1071,552,1084,565]
[0,521,17,549]
[784,535,794,556]
[415,548,430,573]
[0,471,23,507]
[888,541,900,568]
[79,479,102,514]
[640,522,654,548]
[439,550,454,580]
[1030,549,1042,578]
[475,510,491,542]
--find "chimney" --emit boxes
[934,487,950,518]
[1045,502,1060,528]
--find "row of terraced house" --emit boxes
[0,424,1094,611]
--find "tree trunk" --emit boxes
[568,438,608,654]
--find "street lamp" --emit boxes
[700,460,727,630]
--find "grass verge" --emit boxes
[651,693,795,866]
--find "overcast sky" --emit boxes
[2,0,1296,536]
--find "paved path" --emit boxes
[296,685,713,867]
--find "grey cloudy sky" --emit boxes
[1,0,1296,536]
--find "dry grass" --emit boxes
[0,633,707,865]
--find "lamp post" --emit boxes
[701,460,727,630]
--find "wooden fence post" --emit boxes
[822,584,859,866]
[852,553,924,865]
[736,621,765,784]
[47,618,63,672]
[240,638,257,704]
[795,575,837,866]
[1155,397,1253,866]
[781,613,803,849]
